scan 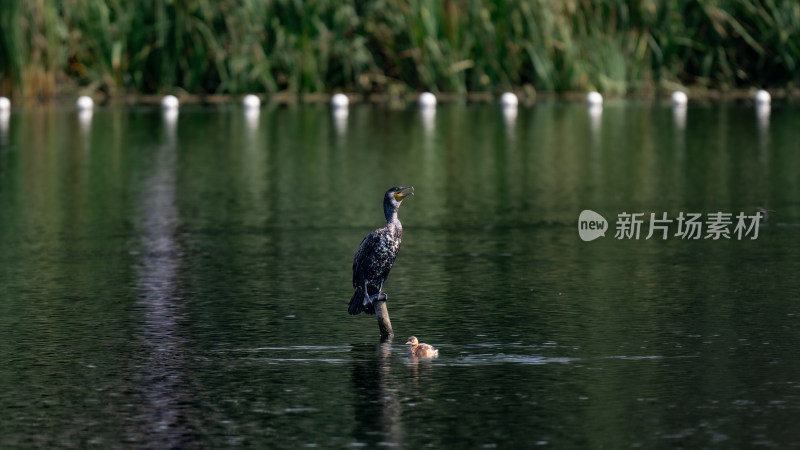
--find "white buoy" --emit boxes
[586,91,603,106]
[161,95,179,110]
[76,96,94,111]
[755,89,771,105]
[500,92,518,109]
[0,97,10,111]
[671,91,688,106]
[331,93,349,110]
[242,94,261,110]
[418,92,437,109]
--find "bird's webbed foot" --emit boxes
[369,292,387,302]
[362,287,371,307]
[362,280,388,308]
[371,281,386,302]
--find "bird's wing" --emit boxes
[353,230,380,287]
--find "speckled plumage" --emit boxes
[348,186,413,315]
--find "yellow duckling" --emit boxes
[405,336,438,358]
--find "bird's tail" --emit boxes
[348,286,378,315]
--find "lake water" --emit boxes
[0,100,799,448]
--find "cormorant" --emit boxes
[348,186,414,315]
[405,336,438,357]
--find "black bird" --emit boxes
[349,186,414,315]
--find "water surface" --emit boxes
[0,101,799,448]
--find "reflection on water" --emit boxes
[502,106,517,142]
[0,102,799,447]
[673,102,687,130]
[78,109,93,136]
[588,102,602,138]
[245,108,260,134]
[332,107,348,137]
[132,113,191,446]
[350,340,403,447]
[756,102,770,137]
[1,110,10,145]
[420,107,436,136]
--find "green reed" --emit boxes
[1,0,798,100]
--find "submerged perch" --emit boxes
[375,296,393,339]
[362,292,393,338]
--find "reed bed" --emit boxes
[1,0,798,100]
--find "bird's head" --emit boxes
[405,336,419,346]
[383,186,413,221]
[386,186,414,206]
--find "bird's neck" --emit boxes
[383,202,400,225]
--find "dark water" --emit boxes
[1,100,799,448]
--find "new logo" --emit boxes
[578,210,608,241]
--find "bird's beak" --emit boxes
[394,186,414,202]
[405,340,413,345]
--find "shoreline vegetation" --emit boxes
[2,1,800,106]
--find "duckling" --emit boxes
[405,336,438,358]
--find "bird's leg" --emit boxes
[369,281,389,303]
[368,280,387,302]
[362,280,371,306]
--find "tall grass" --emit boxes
[1,0,799,100]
